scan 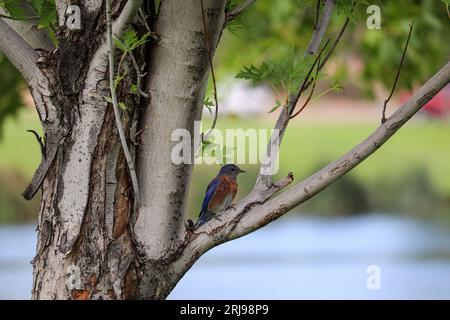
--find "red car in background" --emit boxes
[399,84,450,118]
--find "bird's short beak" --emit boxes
[239,169,246,174]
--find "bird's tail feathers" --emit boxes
[195,210,214,228]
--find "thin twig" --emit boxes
[115,38,149,98]
[381,20,414,123]
[290,53,321,119]
[200,0,219,141]
[27,129,46,159]
[106,0,140,206]
[0,13,39,21]
[318,16,350,71]
[226,0,256,22]
[127,49,149,98]
[285,9,350,125]
[288,39,330,117]
[314,0,321,30]
[297,15,349,98]
[138,8,152,33]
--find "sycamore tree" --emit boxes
[0,0,449,299]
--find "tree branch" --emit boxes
[226,0,257,23]
[113,0,144,37]
[229,61,450,239]
[173,61,450,281]
[0,1,54,50]
[106,0,141,207]
[305,0,335,56]
[255,0,338,189]
[0,18,41,84]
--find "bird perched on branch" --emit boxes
[195,164,246,228]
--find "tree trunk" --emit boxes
[31,0,226,300]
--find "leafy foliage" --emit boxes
[113,30,150,92]
[113,30,151,53]
[226,0,242,12]
[0,0,56,30]
[236,52,315,93]
[199,136,236,165]
[268,100,282,113]
[0,0,449,134]
[218,0,449,97]
[203,97,215,115]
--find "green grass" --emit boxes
[0,110,43,176]
[187,116,450,218]
[1,110,450,222]
[203,117,450,194]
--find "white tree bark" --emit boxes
[0,18,43,83]
[135,0,227,259]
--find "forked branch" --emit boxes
[173,61,450,284]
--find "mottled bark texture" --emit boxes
[26,0,227,299]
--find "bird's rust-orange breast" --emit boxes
[207,176,237,213]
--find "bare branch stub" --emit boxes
[226,0,257,23]
[27,130,46,159]
[381,21,414,123]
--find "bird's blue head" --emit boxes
[218,164,246,178]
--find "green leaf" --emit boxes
[268,100,281,113]
[236,52,315,93]
[113,36,129,52]
[130,84,138,94]
[114,72,126,88]
[236,63,273,83]
[204,97,215,114]
[331,79,344,92]
[115,30,151,53]
[201,139,212,153]
[37,7,56,29]
[2,0,26,20]
[204,96,215,107]
[118,102,127,110]
[31,0,43,13]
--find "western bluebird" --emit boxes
[195,164,245,227]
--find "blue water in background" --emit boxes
[1,214,450,299]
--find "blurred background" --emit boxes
[1,0,450,299]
